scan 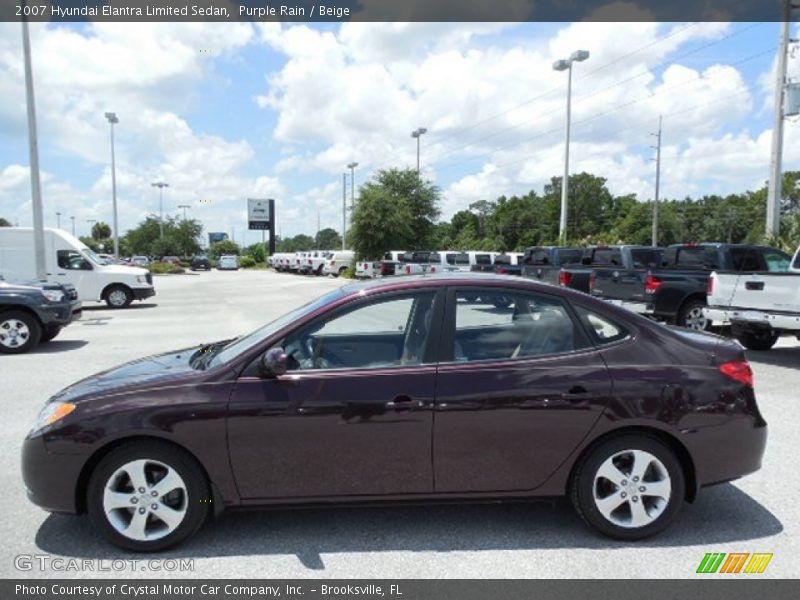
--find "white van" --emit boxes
[0,228,155,308]
[323,250,355,276]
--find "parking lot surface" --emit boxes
[2,269,798,578]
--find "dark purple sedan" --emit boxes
[22,274,766,551]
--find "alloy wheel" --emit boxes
[0,318,30,349]
[683,307,708,331]
[592,449,672,528]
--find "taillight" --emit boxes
[430,266,436,273]
[559,270,572,286]
[329,260,335,266]
[589,273,596,290]
[719,360,753,388]
[707,276,714,295]
[406,265,412,274]
[496,267,509,274]
[644,274,662,295]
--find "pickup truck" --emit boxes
[560,245,663,294]
[520,246,584,284]
[704,246,800,350]
[0,277,81,353]
[590,243,793,330]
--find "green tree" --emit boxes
[315,227,342,250]
[244,242,266,263]
[0,217,11,227]
[122,215,202,257]
[91,221,111,240]
[210,239,241,258]
[277,234,315,252]
[350,168,441,259]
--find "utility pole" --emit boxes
[347,162,358,210]
[766,3,794,237]
[55,212,61,229]
[651,115,663,247]
[411,128,427,175]
[105,112,120,258]
[21,8,46,280]
[342,173,348,250]
[151,182,169,238]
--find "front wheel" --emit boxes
[87,441,211,551]
[40,326,61,343]
[0,310,41,354]
[678,299,711,331]
[105,285,133,309]
[571,435,684,540]
[736,330,779,351]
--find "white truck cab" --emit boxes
[0,228,155,308]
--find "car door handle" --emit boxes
[560,386,589,402]
[386,395,420,409]
[745,281,764,291]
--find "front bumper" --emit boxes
[21,435,83,514]
[132,287,156,301]
[38,299,82,327]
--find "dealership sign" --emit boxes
[248,199,273,231]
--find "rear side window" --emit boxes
[574,306,630,345]
[475,254,492,265]
[729,248,763,272]
[446,253,469,265]
[494,254,512,265]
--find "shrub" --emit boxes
[148,262,185,275]
[341,266,357,279]
[239,256,257,268]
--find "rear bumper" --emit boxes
[703,307,731,323]
[132,287,156,301]
[729,309,800,332]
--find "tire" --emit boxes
[736,330,779,351]
[0,310,42,354]
[678,299,711,331]
[40,326,61,343]
[338,266,347,277]
[87,441,211,552]
[492,296,512,309]
[316,265,324,276]
[571,434,685,541]
[105,285,133,309]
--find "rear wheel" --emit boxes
[736,330,779,351]
[87,441,211,551]
[105,285,133,309]
[678,299,710,331]
[571,435,684,540]
[0,310,41,354]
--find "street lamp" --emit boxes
[346,162,358,209]
[553,49,590,244]
[104,112,120,258]
[178,204,190,221]
[411,127,427,174]
[151,181,169,238]
[55,211,61,229]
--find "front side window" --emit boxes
[57,250,91,270]
[284,292,437,371]
[451,290,588,363]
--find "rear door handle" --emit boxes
[745,281,764,291]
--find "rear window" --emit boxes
[589,249,622,266]
[475,253,492,265]
[446,252,469,265]
[729,247,763,272]
[524,249,551,265]
[556,249,583,265]
[630,248,663,269]
[494,254,512,265]
[670,247,720,269]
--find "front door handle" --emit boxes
[561,386,589,402]
[386,395,421,409]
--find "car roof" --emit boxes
[340,272,574,296]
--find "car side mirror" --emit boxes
[261,347,287,377]
[81,260,93,271]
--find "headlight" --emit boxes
[41,290,64,302]
[136,275,148,283]
[33,402,75,432]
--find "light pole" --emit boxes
[55,211,61,229]
[151,181,169,238]
[553,49,590,245]
[347,162,358,209]
[104,112,120,258]
[411,127,427,174]
[70,216,75,236]
[178,204,190,221]
[87,219,96,238]
[342,172,347,250]
[651,115,662,247]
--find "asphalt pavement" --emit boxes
[1,269,797,578]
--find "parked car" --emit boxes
[130,256,150,267]
[704,245,800,350]
[590,243,792,330]
[520,246,584,281]
[355,260,380,279]
[161,256,182,266]
[190,256,211,271]
[0,277,81,353]
[378,250,408,276]
[492,252,525,276]
[322,250,355,276]
[217,255,239,271]
[0,228,155,308]
[559,246,662,294]
[303,251,331,275]
[22,273,766,550]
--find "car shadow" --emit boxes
[31,340,89,353]
[34,483,782,570]
[81,303,158,312]
[746,346,800,369]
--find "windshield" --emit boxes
[207,288,344,368]
[81,246,106,265]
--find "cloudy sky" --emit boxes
[0,20,798,246]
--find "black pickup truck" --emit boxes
[589,243,792,330]
[0,277,81,353]
[520,246,584,284]
[558,245,663,294]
